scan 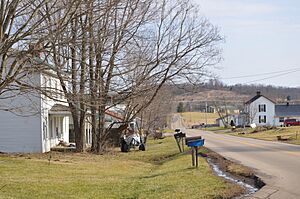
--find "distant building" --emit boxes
[216,113,248,127]
[274,104,300,126]
[244,91,300,127]
[245,91,276,126]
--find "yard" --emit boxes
[216,126,300,145]
[180,112,219,127]
[0,137,243,199]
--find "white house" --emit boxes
[0,57,70,153]
[245,91,276,126]
[0,54,130,153]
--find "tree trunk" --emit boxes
[91,107,97,151]
[69,104,84,152]
[96,104,106,153]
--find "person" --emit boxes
[230,120,235,127]
[230,120,236,131]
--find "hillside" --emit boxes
[170,82,300,113]
[175,89,250,103]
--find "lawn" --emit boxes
[0,137,243,199]
[222,126,300,145]
[180,112,219,127]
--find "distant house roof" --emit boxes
[275,104,300,117]
[245,92,275,104]
[105,110,124,121]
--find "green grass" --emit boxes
[205,127,228,132]
[223,126,300,145]
[180,112,219,127]
[161,129,175,133]
[0,137,243,199]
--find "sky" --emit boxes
[193,0,300,87]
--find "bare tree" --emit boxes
[41,0,222,152]
[0,0,79,114]
[137,86,173,138]
[0,0,47,103]
[118,0,223,133]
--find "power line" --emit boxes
[242,69,300,84]
[221,67,300,80]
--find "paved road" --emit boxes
[187,129,300,199]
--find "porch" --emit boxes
[42,104,70,152]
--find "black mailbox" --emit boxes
[173,130,186,153]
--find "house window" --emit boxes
[259,115,267,123]
[86,129,89,144]
[54,80,58,99]
[48,78,52,97]
[259,104,266,112]
[60,87,63,100]
[43,77,48,99]
[88,129,91,144]
[279,117,284,122]
[43,76,47,86]
[43,120,48,140]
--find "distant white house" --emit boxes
[245,91,276,126]
[244,91,300,127]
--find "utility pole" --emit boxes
[205,102,208,127]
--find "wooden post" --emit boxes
[176,138,182,153]
[195,146,199,168]
[182,137,184,152]
[191,147,195,166]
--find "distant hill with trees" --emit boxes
[170,80,300,112]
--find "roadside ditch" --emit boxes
[201,148,265,198]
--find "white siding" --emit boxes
[0,74,42,153]
[0,112,41,153]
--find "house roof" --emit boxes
[275,104,300,117]
[49,104,71,115]
[50,104,70,112]
[245,94,275,104]
[105,110,124,121]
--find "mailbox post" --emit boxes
[174,129,186,153]
[186,136,205,167]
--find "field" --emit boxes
[0,137,243,199]
[218,126,300,145]
[180,112,219,127]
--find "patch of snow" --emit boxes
[207,158,258,197]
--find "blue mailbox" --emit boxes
[186,139,205,147]
[185,136,205,167]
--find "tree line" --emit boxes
[171,79,300,103]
